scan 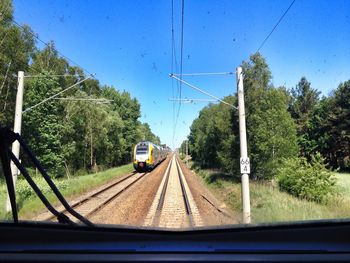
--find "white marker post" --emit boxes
[6,71,24,212]
[236,67,251,224]
[186,140,188,166]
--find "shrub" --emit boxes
[277,153,336,203]
[179,153,185,160]
[15,177,68,201]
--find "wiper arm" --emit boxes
[0,126,94,227]
[8,151,73,225]
[0,128,18,223]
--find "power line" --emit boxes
[24,74,83,78]
[172,72,234,76]
[179,0,185,101]
[23,76,92,113]
[171,0,182,149]
[11,19,94,77]
[173,0,185,148]
[169,98,217,103]
[257,0,296,52]
[53,97,112,104]
[171,0,176,149]
[170,74,237,109]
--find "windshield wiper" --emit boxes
[0,125,94,227]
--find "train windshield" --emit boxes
[136,145,149,155]
[0,0,349,231]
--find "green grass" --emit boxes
[0,163,134,220]
[191,164,350,224]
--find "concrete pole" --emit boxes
[6,71,24,212]
[236,67,251,224]
[186,140,188,166]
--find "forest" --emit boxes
[0,0,160,177]
[184,53,349,202]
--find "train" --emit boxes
[133,141,170,171]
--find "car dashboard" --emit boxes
[0,219,349,262]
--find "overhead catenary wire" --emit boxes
[23,75,93,113]
[170,0,296,110]
[173,0,185,148]
[53,97,112,103]
[10,19,94,77]
[169,98,217,103]
[23,74,85,78]
[256,0,296,52]
[178,0,185,103]
[172,72,234,76]
[170,74,237,109]
[171,0,176,149]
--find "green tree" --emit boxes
[249,88,299,179]
[289,77,320,133]
[288,77,321,157]
[325,81,350,170]
[305,80,350,171]
[0,0,35,126]
[102,86,142,163]
[189,96,237,171]
[138,122,160,145]
[22,73,65,177]
[62,90,124,172]
[189,53,298,180]
[0,0,163,177]
[242,53,298,179]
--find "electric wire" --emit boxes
[256,0,296,52]
[179,0,185,103]
[171,0,175,149]
[23,76,92,113]
[172,72,234,76]
[24,74,84,78]
[10,19,94,77]
[171,0,181,149]
[173,0,185,149]
[170,74,237,109]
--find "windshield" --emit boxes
[0,0,349,230]
[136,145,149,155]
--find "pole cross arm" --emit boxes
[23,76,93,114]
[169,74,238,109]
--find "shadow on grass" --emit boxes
[205,171,241,184]
[190,161,240,185]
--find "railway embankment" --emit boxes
[7,163,134,220]
[187,162,350,223]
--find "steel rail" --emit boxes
[43,171,141,221]
[83,172,148,219]
[152,159,173,226]
[175,157,194,227]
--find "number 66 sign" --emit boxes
[240,157,250,174]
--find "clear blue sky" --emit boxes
[13,0,350,149]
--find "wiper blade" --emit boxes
[0,126,94,227]
[9,151,74,225]
[0,128,18,223]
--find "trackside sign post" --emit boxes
[236,67,251,224]
[240,157,250,174]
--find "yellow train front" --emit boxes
[133,141,167,172]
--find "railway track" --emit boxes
[144,155,202,228]
[35,171,147,223]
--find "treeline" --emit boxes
[0,0,160,177]
[187,52,350,182]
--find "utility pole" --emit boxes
[236,67,251,224]
[186,140,188,166]
[6,71,24,212]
